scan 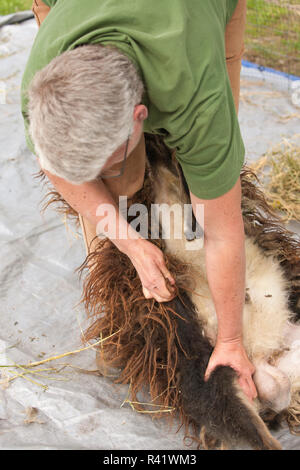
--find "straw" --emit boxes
[250,137,300,223]
[0,330,120,389]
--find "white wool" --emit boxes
[153,164,292,361]
[242,239,293,359]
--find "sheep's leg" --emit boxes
[253,360,291,413]
[173,294,281,450]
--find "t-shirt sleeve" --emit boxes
[163,73,245,200]
[42,0,57,6]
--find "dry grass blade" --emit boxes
[120,382,175,414]
[0,331,120,389]
[23,331,120,369]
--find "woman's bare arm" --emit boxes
[42,166,176,302]
[190,177,257,401]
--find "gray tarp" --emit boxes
[0,16,299,450]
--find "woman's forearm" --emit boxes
[42,168,140,253]
[190,178,246,345]
[42,166,176,302]
[204,227,246,344]
[190,183,257,401]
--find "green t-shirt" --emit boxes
[21,0,245,199]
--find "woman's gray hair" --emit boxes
[27,44,144,183]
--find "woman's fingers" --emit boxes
[142,265,176,302]
[142,287,152,299]
[128,238,176,302]
[143,278,176,302]
[204,341,258,403]
[143,286,169,303]
[237,376,256,402]
[246,375,258,400]
[157,261,176,286]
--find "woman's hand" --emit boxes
[204,338,258,402]
[122,237,176,302]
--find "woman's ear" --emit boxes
[133,104,148,122]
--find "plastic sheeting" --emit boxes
[0,16,299,450]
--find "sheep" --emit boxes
[152,161,300,444]
[38,134,300,449]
